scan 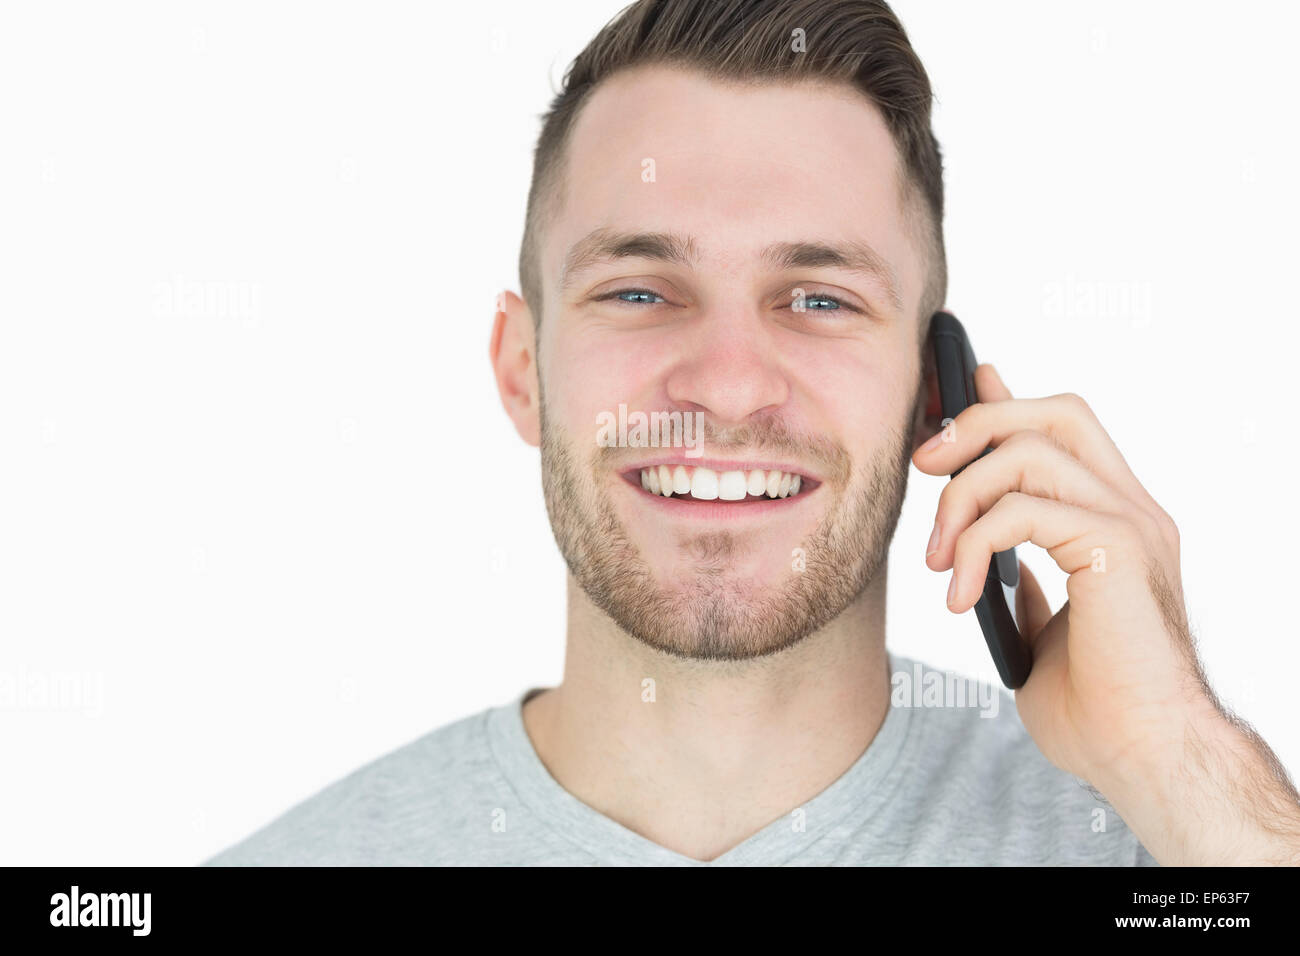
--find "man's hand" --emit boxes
[912,363,1300,865]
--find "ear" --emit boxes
[910,324,943,455]
[489,290,540,447]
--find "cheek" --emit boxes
[543,330,667,439]
[784,331,918,440]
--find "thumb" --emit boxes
[1015,558,1052,641]
[975,363,1013,403]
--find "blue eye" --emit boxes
[602,289,665,305]
[792,289,864,316]
[803,294,841,310]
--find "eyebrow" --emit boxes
[560,228,902,312]
[560,228,700,288]
[761,240,903,313]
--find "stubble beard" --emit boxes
[539,388,918,661]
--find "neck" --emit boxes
[522,567,893,862]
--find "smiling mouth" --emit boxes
[623,464,818,503]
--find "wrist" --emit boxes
[1092,697,1300,865]
[1085,689,1220,796]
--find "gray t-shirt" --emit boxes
[202,652,1159,866]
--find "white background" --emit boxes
[1,1,1296,865]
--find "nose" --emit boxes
[663,307,789,426]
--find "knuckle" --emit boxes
[1013,429,1062,458]
[1058,391,1094,420]
[1000,490,1032,509]
[1133,507,1165,547]
[1156,507,1180,545]
[1004,429,1038,449]
[935,481,959,519]
[986,490,1027,525]
[952,526,981,564]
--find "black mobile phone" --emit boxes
[928,311,1032,689]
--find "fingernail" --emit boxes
[946,573,958,607]
[921,430,945,453]
[926,519,941,558]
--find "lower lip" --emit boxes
[616,473,818,521]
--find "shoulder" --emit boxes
[200,702,507,866]
[887,653,1156,865]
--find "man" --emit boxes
[204,0,1300,866]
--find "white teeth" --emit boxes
[765,470,782,498]
[690,467,719,500]
[658,464,673,496]
[718,470,748,500]
[637,466,804,501]
[672,465,691,495]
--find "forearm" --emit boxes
[1095,699,1300,866]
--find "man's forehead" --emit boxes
[545,65,921,299]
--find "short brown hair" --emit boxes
[518,0,946,334]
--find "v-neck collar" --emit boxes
[485,651,917,865]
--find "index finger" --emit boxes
[914,389,1158,516]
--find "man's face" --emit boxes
[533,65,929,660]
